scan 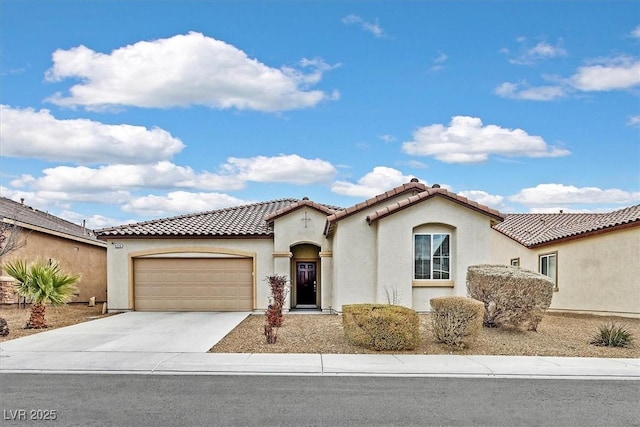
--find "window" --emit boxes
[414,233,450,280]
[539,252,557,289]
[510,258,520,267]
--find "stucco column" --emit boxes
[319,251,333,312]
[272,251,293,310]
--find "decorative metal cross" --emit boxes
[301,211,311,228]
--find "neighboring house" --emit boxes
[491,206,640,318]
[0,197,107,304]
[95,180,640,318]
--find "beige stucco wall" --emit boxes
[1,228,107,303]
[493,227,640,317]
[330,209,381,308]
[103,238,274,311]
[330,196,497,312]
[491,226,640,317]
[271,208,332,309]
[374,197,497,312]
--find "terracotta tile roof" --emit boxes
[324,180,429,235]
[365,187,505,225]
[494,204,640,247]
[264,198,341,223]
[0,196,102,245]
[95,199,299,239]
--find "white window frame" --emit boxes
[414,233,451,281]
[539,252,558,290]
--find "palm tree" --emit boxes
[3,259,79,329]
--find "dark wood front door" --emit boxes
[296,262,317,306]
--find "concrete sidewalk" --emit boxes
[1,350,638,379]
[1,312,638,379]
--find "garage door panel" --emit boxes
[134,258,253,311]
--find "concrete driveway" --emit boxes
[0,311,250,353]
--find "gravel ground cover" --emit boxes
[0,304,112,342]
[1,305,637,358]
[210,312,640,358]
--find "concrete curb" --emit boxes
[1,352,639,379]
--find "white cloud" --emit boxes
[570,55,640,91]
[342,15,385,38]
[630,25,640,38]
[509,183,640,207]
[222,154,337,185]
[494,81,566,101]
[403,160,429,169]
[402,116,570,163]
[0,186,134,224]
[0,105,184,164]
[458,190,506,211]
[44,32,336,112]
[430,52,448,72]
[497,55,640,100]
[11,155,337,195]
[121,191,252,217]
[626,115,640,127]
[12,162,243,192]
[504,38,567,65]
[59,210,136,229]
[332,166,416,198]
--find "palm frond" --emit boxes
[2,259,79,305]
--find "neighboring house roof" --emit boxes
[365,187,505,225]
[0,196,104,247]
[264,198,341,223]
[96,199,300,239]
[494,204,640,248]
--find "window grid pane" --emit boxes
[415,233,450,280]
[415,235,431,279]
[540,254,557,286]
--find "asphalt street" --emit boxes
[1,374,638,426]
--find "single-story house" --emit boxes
[96,180,640,318]
[0,197,107,304]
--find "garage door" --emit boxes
[133,258,253,311]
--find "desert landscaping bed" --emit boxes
[1,305,638,358]
[210,312,640,358]
[0,304,113,342]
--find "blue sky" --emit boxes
[1,0,639,229]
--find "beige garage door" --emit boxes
[133,258,253,311]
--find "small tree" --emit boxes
[0,218,28,259]
[3,259,79,329]
[264,274,289,344]
[0,215,29,332]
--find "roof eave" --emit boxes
[523,220,640,248]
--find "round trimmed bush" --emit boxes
[467,264,554,331]
[342,304,420,351]
[430,296,484,347]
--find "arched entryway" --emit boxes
[291,243,320,309]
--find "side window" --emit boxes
[510,258,520,267]
[539,252,558,289]
[414,233,450,280]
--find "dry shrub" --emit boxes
[430,296,484,347]
[467,264,554,331]
[342,304,420,351]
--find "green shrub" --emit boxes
[430,296,484,347]
[590,322,634,348]
[342,304,420,351]
[467,264,554,331]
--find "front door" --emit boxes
[296,262,317,306]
